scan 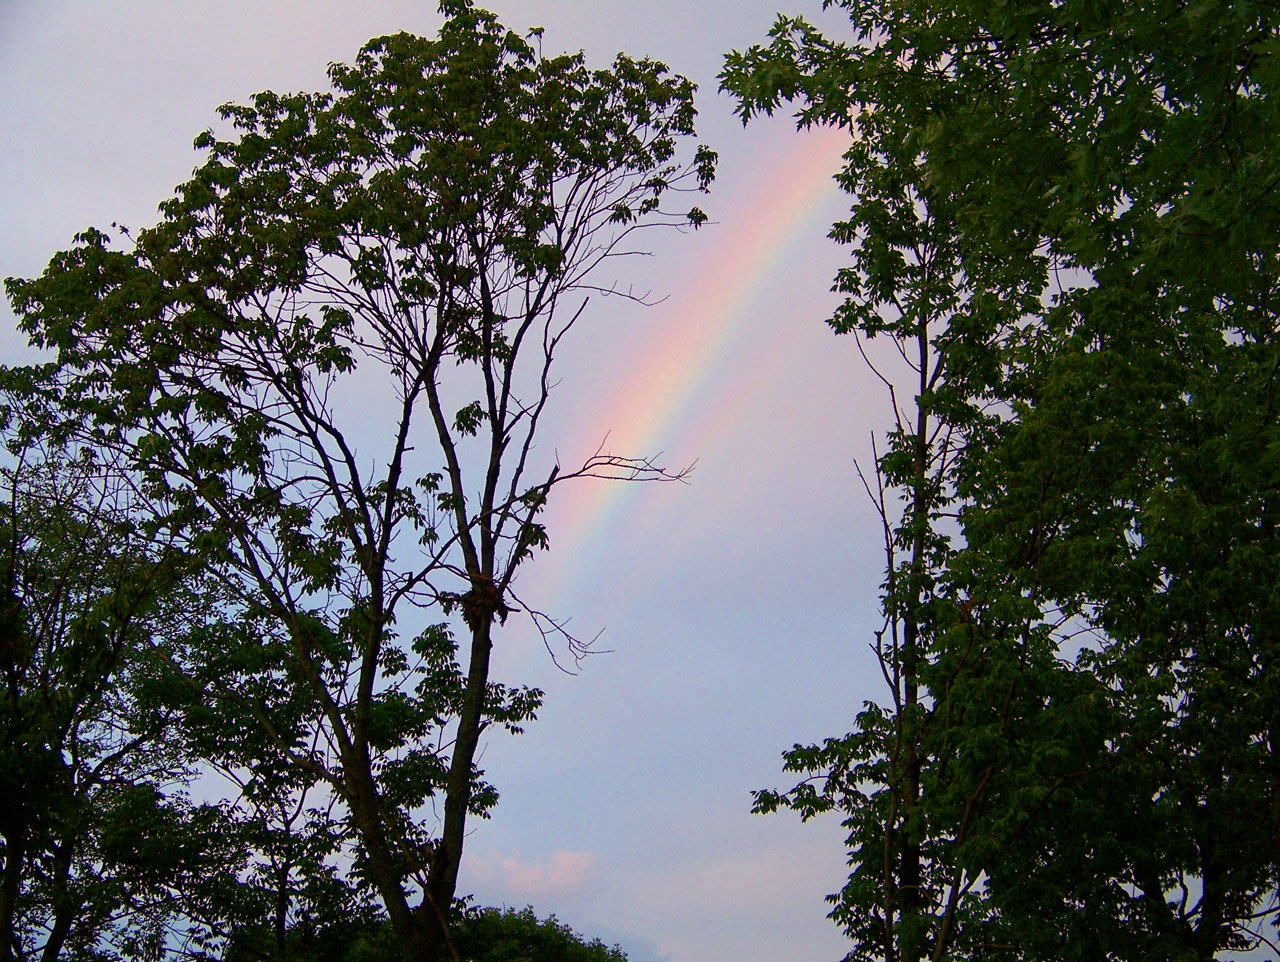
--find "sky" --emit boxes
[0,4,899,961]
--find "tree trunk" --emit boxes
[425,604,495,955]
[345,766,437,960]
[896,306,933,962]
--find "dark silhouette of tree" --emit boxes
[725,1,1280,959]
[4,4,714,960]
[0,437,247,961]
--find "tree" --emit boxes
[724,43,1020,962]
[4,4,714,960]
[221,903,627,962]
[451,906,627,962]
[0,432,249,962]
[178,687,381,962]
[724,1,1280,959]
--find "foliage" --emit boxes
[221,904,627,962]
[4,3,713,960]
[453,906,627,962]
[725,1,1280,960]
[222,912,395,962]
[0,437,251,961]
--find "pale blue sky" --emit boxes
[0,4,897,960]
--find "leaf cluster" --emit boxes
[726,1,1280,960]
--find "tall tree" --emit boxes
[725,1,1280,960]
[724,45,1023,962]
[4,4,714,960]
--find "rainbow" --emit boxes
[539,122,849,613]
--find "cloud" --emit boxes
[466,849,598,902]
[565,814,853,962]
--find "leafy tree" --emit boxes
[724,1,1280,960]
[4,4,713,960]
[721,70,1015,962]
[186,740,379,962]
[452,906,627,962]
[223,904,627,962]
[0,434,248,962]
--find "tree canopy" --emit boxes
[724,1,1280,960]
[0,435,257,961]
[3,3,712,960]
